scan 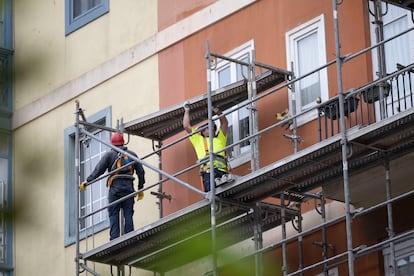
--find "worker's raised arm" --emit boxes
[183,102,192,134]
[214,107,228,136]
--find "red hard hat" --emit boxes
[111,132,124,146]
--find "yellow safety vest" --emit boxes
[189,128,228,172]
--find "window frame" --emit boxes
[211,40,254,168]
[64,107,111,247]
[0,130,12,273]
[65,0,109,35]
[383,234,414,275]
[285,14,328,125]
[0,49,13,115]
[369,3,414,119]
[0,0,13,49]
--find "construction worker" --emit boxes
[80,132,145,240]
[183,104,228,192]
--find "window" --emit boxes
[212,41,253,167]
[65,0,109,35]
[79,130,109,231]
[369,3,414,117]
[0,0,12,49]
[286,15,328,124]
[383,235,414,275]
[0,51,12,113]
[0,131,11,274]
[64,107,111,246]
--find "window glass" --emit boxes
[73,0,102,18]
[0,133,8,156]
[218,66,231,87]
[79,129,109,231]
[397,255,414,275]
[213,42,253,164]
[0,54,11,111]
[381,4,413,115]
[297,32,320,108]
[0,0,3,46]
[286,15,328,124]
[0,158,7,266]
[65,0,109,35]
[383,235,414,276]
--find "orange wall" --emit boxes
[218,194,414,276]
[158,0,217,30]
[155,2,414,275]
[158,0,373,214]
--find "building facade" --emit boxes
[7,0,414,276]
[11,1,160,275]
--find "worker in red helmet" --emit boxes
[80,132,145,240]
[111,132,124,145]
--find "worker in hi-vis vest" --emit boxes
[183,104,229,192]
[80,132,145,240]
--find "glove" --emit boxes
[183,101,190,111]
[136,192,144,201]
[79,181,88,192]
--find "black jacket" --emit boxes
[86,146,145,189]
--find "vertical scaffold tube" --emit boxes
[385,156,396,275]
[206,41,218,276]
[332,1,355,275]
[75,101,81,276]
[281,193,288,276]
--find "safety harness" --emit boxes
[106,152,134,187]
[199,138,228,173]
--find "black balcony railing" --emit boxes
[317,63,414,141]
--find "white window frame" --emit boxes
[211,40,254,168]
[79,129,110,232]
[369,3,414,119]
[383,235,414,275]
[286,14,328,125]
[65,0,109,35]
[64,107,111,246]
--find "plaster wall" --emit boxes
[13,0,157,110]
[12,1,159,275]
[158,0,373,214]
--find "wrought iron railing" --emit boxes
[317,63,414,141]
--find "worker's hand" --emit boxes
[213,106,220,114]
[183,101,190,111]
[79,181,88,192]
[136,192,144,201]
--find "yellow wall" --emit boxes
[12,1,159,275]
[13,0,157,110]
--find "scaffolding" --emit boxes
[74,1,414,275]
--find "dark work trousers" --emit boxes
[200,168,226,192]
[107,179,135,240]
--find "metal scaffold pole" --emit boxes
[75,100,81,276]
[384,155,396,275]
[281,193,288,276]
[332,1,354,275]
[249,49,264,276]
[249,49,260,171]
[373,0,388,119]
[206,41,218,276]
